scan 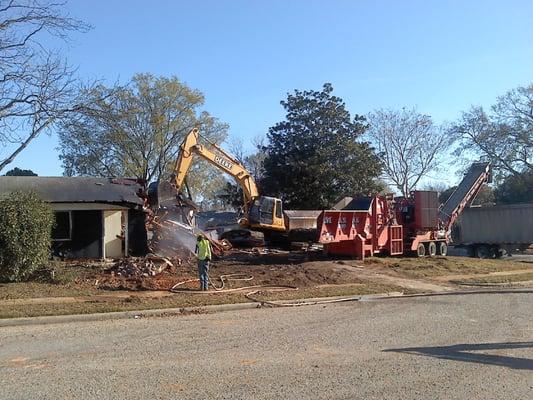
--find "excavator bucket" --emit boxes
[147,181,199,231]
[148,181,178,209]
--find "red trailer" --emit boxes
[317,162,491,260]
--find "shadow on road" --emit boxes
[384,341,533,370]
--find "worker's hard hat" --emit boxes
[197,234,204,240]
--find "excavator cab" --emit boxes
[246,196,285,231]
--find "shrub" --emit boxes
[0,191,54,282]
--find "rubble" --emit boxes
[149,213,231,259]
[220,229,265,248]
[236,247,290,255]
[107,256,175,278]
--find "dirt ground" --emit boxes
[97,251,370,292]
[1,251,532,318]
[3,251,533,298]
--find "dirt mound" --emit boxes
[210,261,364,288]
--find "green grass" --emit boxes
[0,262,107,300]
[0,282,99,300]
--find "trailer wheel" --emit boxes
[416,243,426,257]
[438,242,448,256]
[427,241,437,257]
[475,244,493,259]
[492,246,503,259]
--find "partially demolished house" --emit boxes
[0,176,148,259]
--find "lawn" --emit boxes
[0,261,106,300]
[1,253,531,319]
[372,256,533,278]
[450,272,533,286]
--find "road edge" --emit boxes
[1,288,531,328]
[0,292,402,328]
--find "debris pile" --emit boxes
[149,215,197,260]
[107,256,175,278]
[220,229,265,248]
[150,213,231,258]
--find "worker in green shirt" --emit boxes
[195,234,212,291]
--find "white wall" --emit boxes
[103,210,126,259]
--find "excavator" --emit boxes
[154,127,286,233]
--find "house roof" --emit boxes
[0,176,144,207]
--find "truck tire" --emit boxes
[417,243,426,257]
[438,242,448,256]
[427,241,437,257]
[475,244,493,259]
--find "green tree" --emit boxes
[494,170,533,204]
[438,186,456,205]
[449,84,532,182]
[261,83,382,209]
[218,181,244,210]
[58,73,228,202]
[4,168,38,176]
[0,191,54,282]
[438,184,495,206]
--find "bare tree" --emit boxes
[0,0,89,172]
[449,84,532,181]
[226,136,245,164]
[421,181,448,193]
[218,134,267,209]
[58,73,229,202]
[367,108,448,196]
[225,133,266,180]
[247,134,266,180]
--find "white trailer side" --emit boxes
[451,203,533,257]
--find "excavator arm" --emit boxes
[173,128,259,212]
[172,128,285,231]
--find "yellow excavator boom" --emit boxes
[172,128,285,231]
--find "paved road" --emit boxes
[1,293,532,400]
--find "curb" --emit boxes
[0,301,260,328]
[0,292,402,328]
[1,288,531,328]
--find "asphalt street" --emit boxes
[0,292,532,399]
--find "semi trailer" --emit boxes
[451,203,533,258]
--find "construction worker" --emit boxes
[195,234,212,291]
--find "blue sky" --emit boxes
[5,0,533,185]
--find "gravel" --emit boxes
[0,292,532,399]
